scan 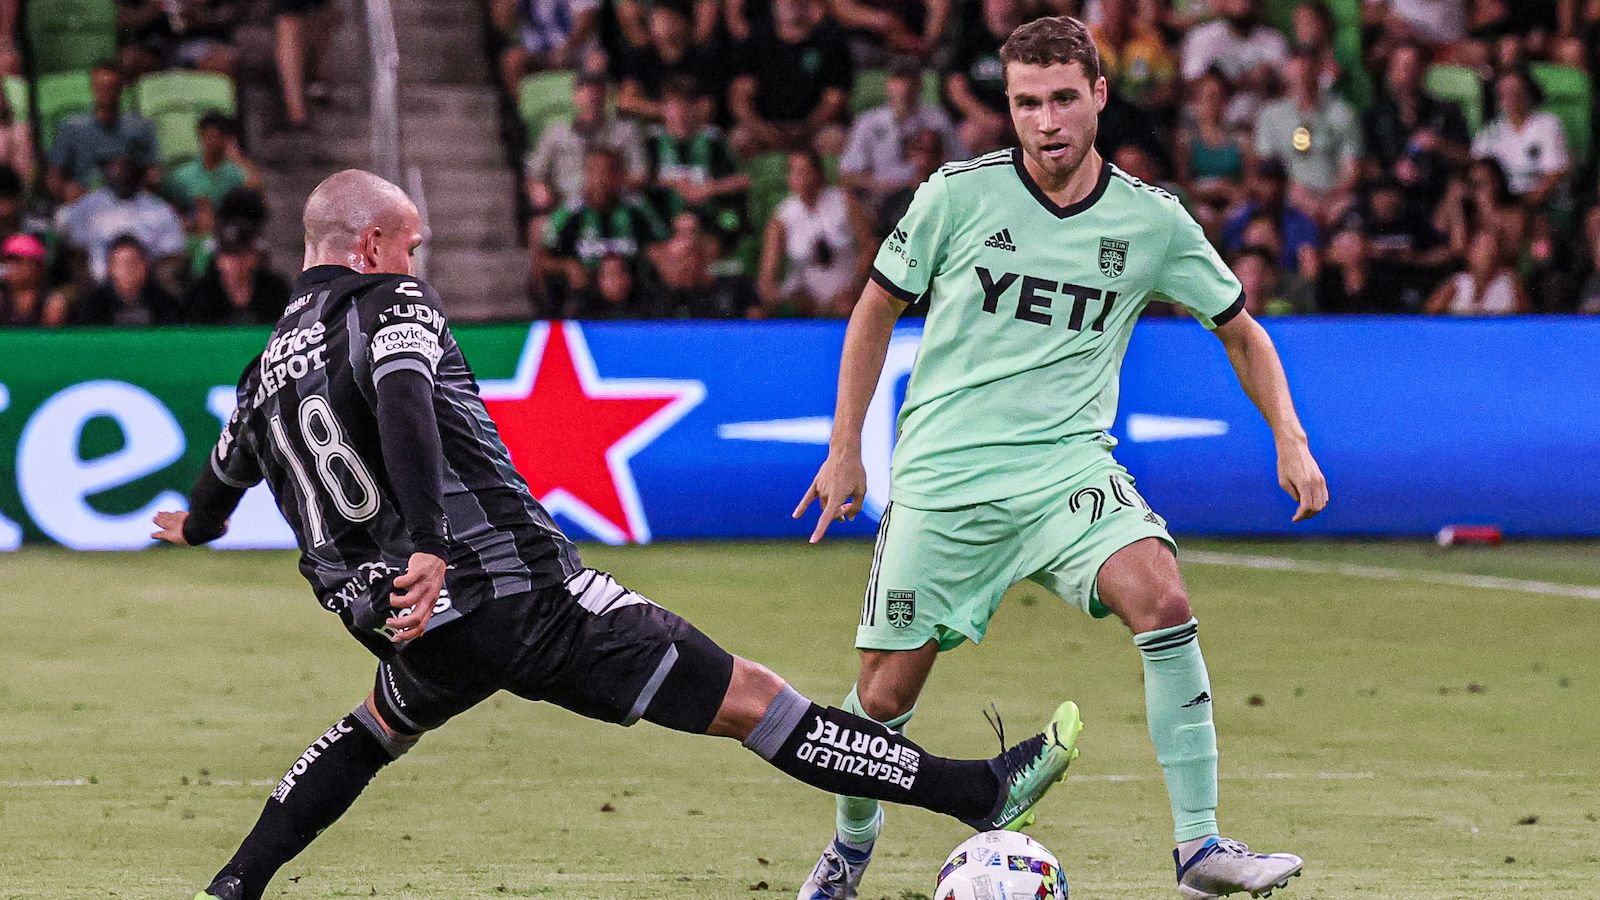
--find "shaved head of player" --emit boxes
[301,168,424,276]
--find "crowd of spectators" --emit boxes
[493,0,1600,319]
[0,0,318,330]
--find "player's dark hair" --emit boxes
[1296,1,1335,34]
[109,233,148,258]
[661,74,703,101]
[788,148,825,176]
[1491,66,1544,112]
[999,16,1101,85]
[198,110,238,135]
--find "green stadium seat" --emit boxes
[133,71,237,165]
[24,0,117,77]
[518,70,576,143]
[1531,63,1592,164]
[3,76,27,123]
[850,69,943,116]
[1424,64,1485,134]
[922,70,943,108]
[852,69,889,115]
[35,71,94,153]
[746,151,790,234]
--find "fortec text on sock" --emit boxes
[795,714,922,788]
[271,720,356,802]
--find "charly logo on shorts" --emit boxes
[886,590,916,628]
[1099,237,1128,278]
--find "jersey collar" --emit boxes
[295,264,356,291]
[1010,147,1111,219]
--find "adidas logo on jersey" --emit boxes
[984,228,1017,251]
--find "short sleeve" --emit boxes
[870,169,950,303]
[616,121,649,180]
[367,278,450,386]
[129,117,159,169]
[838,114,875,176]
[544,206,576,252]
[1536,114,1570,174]
[150,203,187,258]
[1152,199,1245,329]
[48,120,78,169]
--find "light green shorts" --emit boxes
[856,461,1176,652]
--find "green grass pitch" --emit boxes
[3,540,1597,898]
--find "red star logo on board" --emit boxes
[481,323,703,544]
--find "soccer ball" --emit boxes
[933,831,1068,900]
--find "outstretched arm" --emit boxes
[153,387,263,546]
[1212,310,1328,522]
[792,279,905,541]
[150,465,249,546]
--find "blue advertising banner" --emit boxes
[0,317,1596,551]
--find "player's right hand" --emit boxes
[388,552,446,642]
[793,454,868,544]
[150,510,190,545]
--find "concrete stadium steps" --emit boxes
[391,0,527,320]
[241,0,528,321]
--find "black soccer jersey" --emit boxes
[205,265,581,657]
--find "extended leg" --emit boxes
[198,696,416,900]
[704,655,1073,831]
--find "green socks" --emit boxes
[834,685,916,847]
[1135,617,1220,843]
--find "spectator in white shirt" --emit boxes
[1471,68,1569,208]
[1372,0,1467,47]
[1179,0,1289,126]
[839,57,967,214]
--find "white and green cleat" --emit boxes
[1175,837,1303,898]
[963,700,1083,832]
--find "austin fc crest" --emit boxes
[886,590,916,628]
[1099,237,1128,278]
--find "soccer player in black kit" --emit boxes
[154,170,1082,899]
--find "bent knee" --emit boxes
[1133,587,1193,634]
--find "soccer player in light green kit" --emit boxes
[792,16,1327,900]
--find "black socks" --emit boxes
[212,708,408,899]
[743,686,998,823]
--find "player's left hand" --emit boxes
[1277,440,1329,522]
[388,552,446,642]
[150,510,190,545]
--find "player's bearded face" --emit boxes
[1006,62,1106,181]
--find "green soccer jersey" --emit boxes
[871,148,1244,509]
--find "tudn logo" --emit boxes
[984,228,1017,251]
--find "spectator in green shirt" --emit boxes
[166,111,263,215]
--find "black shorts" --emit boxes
[371,570,735,737]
